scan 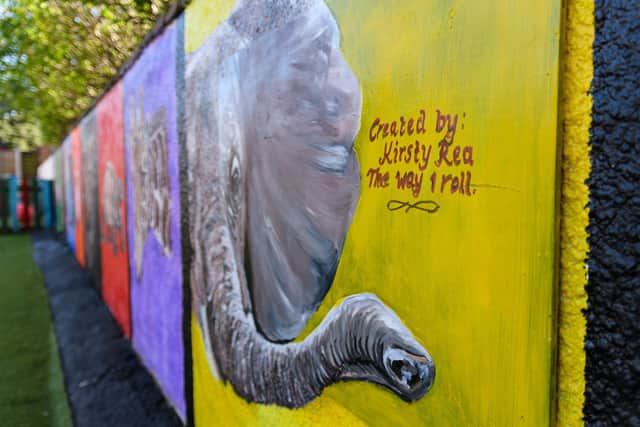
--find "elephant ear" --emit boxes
[239,6,362,342]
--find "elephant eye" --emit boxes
[229,154,241,192]
[227,154,242,236]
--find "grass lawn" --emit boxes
[0,234,71,427]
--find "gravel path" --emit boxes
[31,232,182,427]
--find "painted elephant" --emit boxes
[128,91,172,279]
[80,112,101,282]
[186,0,435,408]
[101,161,125,255]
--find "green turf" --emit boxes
[0,235,72,427]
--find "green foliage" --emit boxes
[0,112,42,149]
[0,0,174,147]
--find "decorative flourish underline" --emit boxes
[386,200,440,214]
[469,183,520,192]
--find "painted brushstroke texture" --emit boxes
[98,83,131,337]
[129,93,172,279]
[63,136,75,252]
[71,128,85,267]
[124,21,185,419]
[80,111,101,286]
[187,0,433,408]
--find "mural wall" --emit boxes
[41,0,574,425]
[123,20,185,420]
[53,149,65,232]
[63,136,75,252]
[80,111,101,287]
[186,0,561,425]
[97,83,131,337]
[71,128,84,266]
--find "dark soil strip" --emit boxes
[31,232,182,427]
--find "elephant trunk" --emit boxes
[199,217,435,408]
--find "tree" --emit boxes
[0,0,174,148]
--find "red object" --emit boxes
[17,202,35,228]
[19,177,31,230]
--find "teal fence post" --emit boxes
[37,180,54,229]
[0,179,7,232]
[8,176,18,232]
[50,181,57,231]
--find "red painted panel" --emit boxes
[71,127,85,267]
[97,83,131,337]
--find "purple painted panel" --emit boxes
[123,21,185,419]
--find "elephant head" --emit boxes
[101,161,125,255]
[80,111,100,277]
[128,90,172,279]
[186,0,435,408]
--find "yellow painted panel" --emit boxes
[185,0,235,53]
[189,0,563,425]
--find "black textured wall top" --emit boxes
[585,0,640,425]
